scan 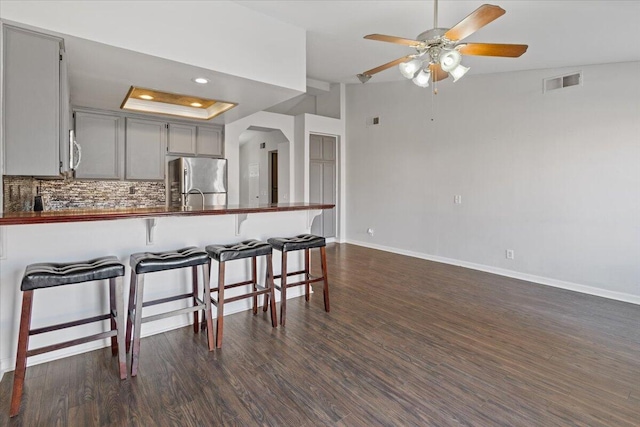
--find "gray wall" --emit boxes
[346,61,640,300]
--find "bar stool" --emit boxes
[10,256,127,417]
[125,247,213,377]
[266,234,330,326]
[204,240,277,348]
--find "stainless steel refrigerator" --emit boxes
[167,157,227,208]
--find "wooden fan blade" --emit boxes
[458,43,528,57]
[429,64,449,82]
[363,55,415,76]
[364,34,424,48]
[444,4,506,42]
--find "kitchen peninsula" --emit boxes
[0,202,334,377]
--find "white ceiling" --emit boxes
[237,0,640,84]
[64,34,301,124]
[14,1,640,123]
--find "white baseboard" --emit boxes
[347,239,640,305]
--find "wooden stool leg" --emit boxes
[267,254,277,327]
[320,246,330,312]
[280,251,288,326]
[202,262,214,351]
[304,248,310,302]
[10,290,34,417]
[252,256,258,315]
[109,278,118,356]
[192,265,199,334]
[130,273,145,377]
[263,258,270,312]
[215,261,225,349]
[114,276,128,380]
[125,272,136,353]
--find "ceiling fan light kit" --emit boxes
[358,1,528,90]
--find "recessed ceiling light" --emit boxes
[121,86,237,120]
[193,77,209,84]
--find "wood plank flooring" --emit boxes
[1,243,639,426]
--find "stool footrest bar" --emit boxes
[27,330,117,357]
[142,304,205,324]
[210,279,254,293]
[142,293,193,308]
[29,314,113,335]
[272,270,306,280]
[213,288,271,305]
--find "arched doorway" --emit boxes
[238,126,290,205]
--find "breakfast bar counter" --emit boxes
[0,202,334,226]
[0,203,335,378]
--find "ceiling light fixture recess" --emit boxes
[121,86,237,120]
[193,77,209,84]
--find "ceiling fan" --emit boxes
[357,0,528,88]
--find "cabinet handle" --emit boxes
[73,139,82,170]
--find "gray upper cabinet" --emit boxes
[167,123,223,157]
[168,123,196,155]
[125,118,166,180]
[3,26,63,176]
[74,111,124,179]
[196,126,223,157]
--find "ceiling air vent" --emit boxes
[543,72,582,93]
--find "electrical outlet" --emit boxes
[454,195,462,204]
[367,228,375,236]
[506,249,515,260]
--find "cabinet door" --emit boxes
[126,118,166,180]
[196,126,223,157]
[168,123,196,155]
[322,136,336,161]
[3,26,61,176]
[309,162,324,236]
[74,112,124,179]
[322,162,336,237]
[309,134,323,160]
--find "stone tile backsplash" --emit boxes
[3,176,165,212]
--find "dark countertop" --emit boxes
[0,203,335,226]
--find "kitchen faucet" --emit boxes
[185,188,205,209]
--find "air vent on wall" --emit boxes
[543,72,582,93]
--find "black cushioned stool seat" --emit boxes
[266,234,330,326]
[204,240,277,348]
[130,247,210,274]
[206,240,272,262]
[267,234,326,252]
[125,247,214,377]
[21,257,125,291]
[10,256,127,417]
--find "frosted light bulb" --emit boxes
[449,64,470,82]
[412,69,431,88]
[398,59,422,79]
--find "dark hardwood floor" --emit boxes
[1,243,639,426]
